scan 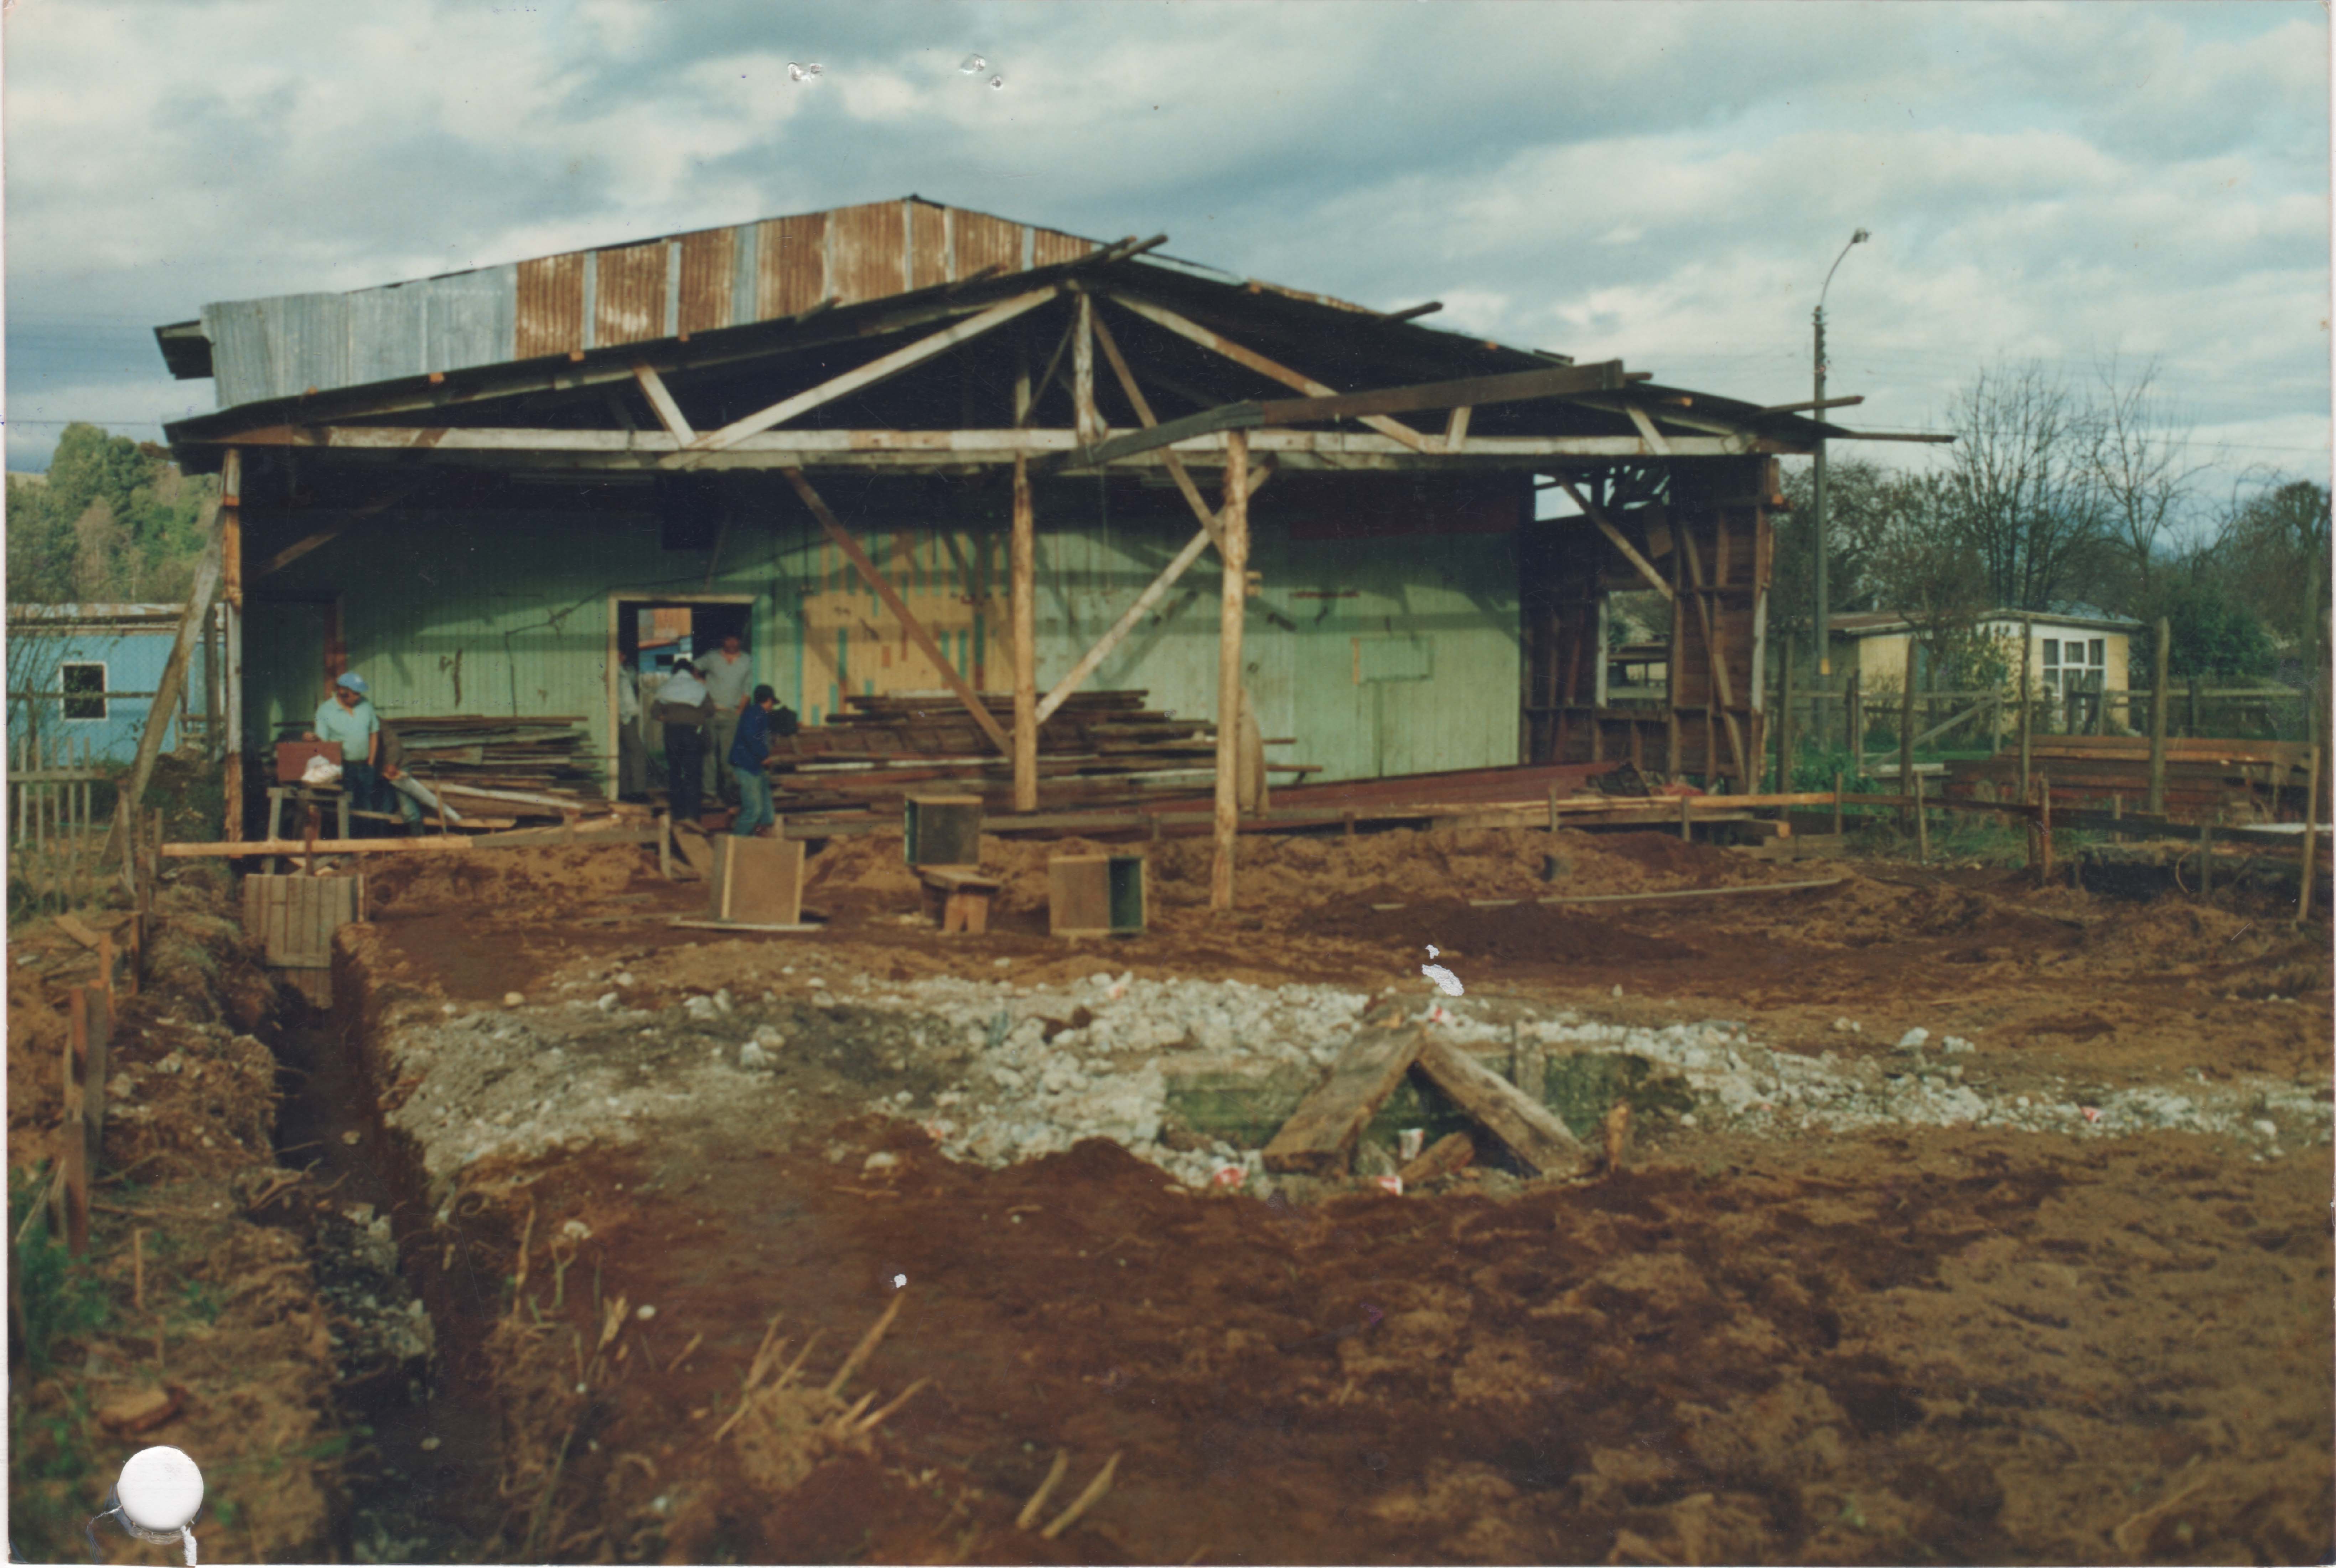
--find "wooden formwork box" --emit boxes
[707,835,807,926]
[242,873,366,1007]
[904,795,983,868]
[1049,854,1148,937]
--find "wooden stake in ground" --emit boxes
[1209,430,1250,911]
[1775,638,1796,794]
[2148,615,2170,816]
[221,449,246,842]
[2017,616,2033,800]
[1898,659,1917,833]
[1011,453,1038,813]
[2299,744,2321,927]
[1832,770,1845,836]
[2038,775,2053,884]
[1913,767,1929,863]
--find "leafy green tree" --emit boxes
[5,424,216,605]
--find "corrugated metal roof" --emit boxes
[179,196,1119,410]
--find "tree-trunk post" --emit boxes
[2298,744,2321,927]
[1010,455,1038,813]
[1776,639,1796,793]
[1210,430,1250,911]
[2147,616,2170,817]
[2017,616,2033,800]
[1898,652,1917,834]
[221,449,246,842]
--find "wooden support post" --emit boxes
[108,524,227,870]
[2038,776,2053,885]
[1913,767,1929,863]
[1547,783,1559,835]
[1898,659,1917,833]
[2298,745,2321,927]
[1833,771,1844,836]
[1678,793,1692,842]
[2148,616,2170,816]
[1775,639,1796,793]
[221,449,245,842]
[1011,455,1038,812]
[1071,292,1099,444]
[657,813,673,880]
[782,468,1010,754]
[2197,819,2212,902]
[1210,431,1250,911]
[61,989,92,1255]
[2017,617,2032,800]
[2187,676,2201,738]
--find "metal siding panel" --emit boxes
[827,201,904,306]
[951,211,1023,278]
[908,201,951,289]
[677,228,736,335]
[201,301,275,408]
[594,242,668,348]
[730,223,759,326]
[345,286,424,388]
[1031,229,1094,267]
[515,254,586,359]
[422,267,516,375]
[755,214,827,318]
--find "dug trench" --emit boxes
[192,828,2336,1562]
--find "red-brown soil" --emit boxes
[237,829,2336,1560]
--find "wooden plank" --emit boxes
[1678,524,1749,783]
[667,917,824,934]
[1414,1035,1589,1179]
[1260,1020,1426,1175]
[1104,291,1436,453]
[1253,361,1624,425]
[1088,307,1225,553]
[1531,876,1849,905]
[104,522,225,868]
[1399,1130,1476,1186]
[668,286,1057,463]
[1072,292,1099,444]
[783,467,1012,754]
[1623,404,1671,455]
[1557,480,1673,602]
[1442,405,1471,454]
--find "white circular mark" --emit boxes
[958,53,986,74]
[891,1273,907,1289]
[117,1446,204,1533]
[989,74,1005,89]
[635,1304,656,1320]
[788,61,823,83]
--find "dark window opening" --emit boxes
[61,662,106,721]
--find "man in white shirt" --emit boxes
[700,633,756,804]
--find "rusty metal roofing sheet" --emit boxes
[515,253,586,361]
[908,201,951,291]
[1031,228,1093,268]
[828,200,906,305]
[952,209,1024,279]
[676,228,736,337]
[594,242,669,348]
[755,212,827,318]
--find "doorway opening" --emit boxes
[608,594,757,803]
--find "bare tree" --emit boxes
[1942,362,2105,611]
[2084,354,2205,599]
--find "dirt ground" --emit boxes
[320,824,2336,1564]
[18,820,2327,1564]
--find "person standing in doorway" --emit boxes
[307,672,381,829]
[729,684,787,838]
[701,632,755,806]
[653,659,716,827]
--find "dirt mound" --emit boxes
[364,843,646,914]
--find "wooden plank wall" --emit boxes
[1529,456,1772,787]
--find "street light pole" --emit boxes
[1811,227,1869,753]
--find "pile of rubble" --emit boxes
[377,964,2331,1199]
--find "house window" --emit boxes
[2041,639,2060,667]
[61,662,106,721]
[2088,638,2104,667]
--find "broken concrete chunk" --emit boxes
[1894,1028,1930,1051]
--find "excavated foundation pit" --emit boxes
[296,896,2334,1565]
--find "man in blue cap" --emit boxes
[307,672,382,826]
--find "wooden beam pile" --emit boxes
[273,714,610,823]
[767,689,1226,820]
[1947,737,2317,822]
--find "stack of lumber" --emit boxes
[767,690,1232,820]
[274,714,612,825]
[1945,736,2320,822]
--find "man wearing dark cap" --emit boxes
[652,659,716,826]
[729,683,797,837]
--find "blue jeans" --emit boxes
[341,761,381,831]
[732,769,775,837]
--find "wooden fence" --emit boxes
[9,736,113,915]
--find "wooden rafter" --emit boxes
[1088,307,1223,552]
[778,468,1012,755]
[1678,525,1749,782]
[1557,479,1673,603]
[1103,292,1438,453]
[665,287,1058,466]
[631,362,695,440]
[253,486,416,578]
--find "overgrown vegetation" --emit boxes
[9,1165,113,1371]
[5,424,218,606]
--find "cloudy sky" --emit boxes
[5,1,2329,490]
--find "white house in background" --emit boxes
[1828,605,2143,731]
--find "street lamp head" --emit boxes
[1851,227,1871,245]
